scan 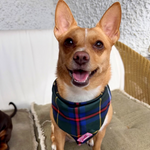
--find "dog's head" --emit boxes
[54,0,121,90]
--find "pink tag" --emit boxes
[77,133,93,143]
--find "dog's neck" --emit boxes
[64,83,102,102]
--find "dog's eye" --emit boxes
[64,38,74,47]
[93,41,104,50]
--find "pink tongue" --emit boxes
[72,71,89,82]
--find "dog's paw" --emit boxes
[51,144,57,150]
[87,138,94,147]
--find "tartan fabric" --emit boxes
[52,80,111,145]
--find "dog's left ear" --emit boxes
[97,2,121,44]
[54,0,77,39]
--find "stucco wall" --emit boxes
[0,0,150,56]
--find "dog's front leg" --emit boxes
[93,103,113,150]
[92,128,107,150]
[51,123,66,150]
[50,106,66,150]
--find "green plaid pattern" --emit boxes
[52,80,111,145]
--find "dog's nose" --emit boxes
[73,51,90,65]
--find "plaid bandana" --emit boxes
[52,80,111,145]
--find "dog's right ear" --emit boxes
[54,0,77,39]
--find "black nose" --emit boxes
[73,51,90,65]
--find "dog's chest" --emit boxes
[64,83,101,102]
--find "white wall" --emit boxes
[0,0,150,56]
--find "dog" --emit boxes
[0,102,17,150]
[50,0,121,150]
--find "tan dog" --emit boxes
[50,0,121,150]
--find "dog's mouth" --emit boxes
[67,68,98,87]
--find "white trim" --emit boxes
[117,90,150,109]
[31,102,46,150]
[41,120,51,127]
[27,109,38,150]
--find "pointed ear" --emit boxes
[54,0,77,39]
[97,2,121,44]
